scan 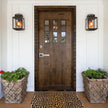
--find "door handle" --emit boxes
[39,53,50,57]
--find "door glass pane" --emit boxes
[45,20,49,25]
[53,32,57,37]
[45,37,49,43]
[61,32,66,37]
[61,20,66,25]
[45,26,49,31]
[61,38,66,43]
[45,32,49,37]
[53,20,57,25]
[53,38,57,43]
[61,26,66,31]
[53,26,58,31]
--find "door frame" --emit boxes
[34,6,76,91]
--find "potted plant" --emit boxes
[82,68,108,103]
[0,68,29,103]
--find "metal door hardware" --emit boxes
[39,53,50,57]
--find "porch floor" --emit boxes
[0,92,108,108]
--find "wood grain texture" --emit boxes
[34,6,76,91]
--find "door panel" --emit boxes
[38,11,73,90]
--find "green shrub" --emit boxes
[82,68,107,79]
[1,68,29,82]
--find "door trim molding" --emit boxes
[34,6,76,91]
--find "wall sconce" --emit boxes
[85,14,98,31]
[12,14,25,30]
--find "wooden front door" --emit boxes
[35,8,75,91]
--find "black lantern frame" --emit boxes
[12,14,25,30]
[85,14,98,31]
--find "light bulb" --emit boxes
[16,21,22,28]
[89,21,94,28]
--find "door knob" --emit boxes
[39,53,50,57]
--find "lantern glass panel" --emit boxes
[13,18,16,29]
[95,18,98,29]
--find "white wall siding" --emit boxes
[0,0,2,69]
[0,0,7,99]
[7,3,34,91]
[103,0,108,71]
[0,0,3,99]
[1,0,8,71]
[6,0,104,92]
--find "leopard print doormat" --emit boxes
[31,91,83,108]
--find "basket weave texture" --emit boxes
[1,75,28,104]
[82,73,108,103]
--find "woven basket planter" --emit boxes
[82,73,108,103]
[1,75,29,104]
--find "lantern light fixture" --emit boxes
[12,14,25,31]
[85,14,98,31]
